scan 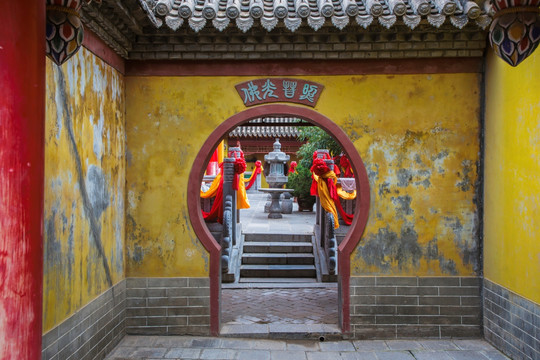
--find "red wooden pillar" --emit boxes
[0,2,46,359]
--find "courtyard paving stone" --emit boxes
[373,350,417,360]
[412,350,454,360]
[340,351,378,360]
[318,340,356,352]
[105,336,511,360]
[235,349,271,360]
[418,339,460,350]
[164,348,202,359]
[385,339,424,350]
[446,350,491,359]
[352,340,389,351]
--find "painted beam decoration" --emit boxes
[489,0,540,66]
[46,0,102,66]
[235,78,324,107]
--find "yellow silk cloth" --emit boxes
[337,185,356,200]
[237,173,250,209]
[243,165,263,183]
[200,171,250,209]
[313,171,339,229]
[200,173,222,198]
[217,140,224,163]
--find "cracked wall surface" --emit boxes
[125,70,481,278]
[44,48,126,332]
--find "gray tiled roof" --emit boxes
[143,0,491,33]
[229,117,307,137]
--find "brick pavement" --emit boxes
[105,336,511,359]
[222,287,338,325]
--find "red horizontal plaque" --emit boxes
[235,78,324,107]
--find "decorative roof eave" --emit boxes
[229,117,310,138]
[143,0,493,32]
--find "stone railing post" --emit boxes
[325,212,338,275]
[221,195,233,273]
[222,157,237,246]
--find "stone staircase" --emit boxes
[240,233,318,279]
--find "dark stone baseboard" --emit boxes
[42,280,126,360]
[483,279,540,360]
[349,276,483,339]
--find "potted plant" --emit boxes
[288,164,316,212]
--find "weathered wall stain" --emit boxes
[43,48,125,332]
[456,160,473,192]
[126,73,481,278]
[55,66,113,287]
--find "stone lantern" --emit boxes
[260,139,293,218]
[264,139,290,188]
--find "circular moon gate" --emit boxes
[187,104,370,335]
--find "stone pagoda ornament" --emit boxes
[46,0,102,66]
[488,0,540,66]
[264,139,290,189]
[260,139,293,219]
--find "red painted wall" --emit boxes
[0,2,45,359]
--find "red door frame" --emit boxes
[187,104,370,336]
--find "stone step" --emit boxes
[242,242,313,254]
[235,278,319,284]
[242,253,315,265]
[240,264,317,278]
[244,233,313,243]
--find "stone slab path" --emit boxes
[240,191,316,234]
[222,287,338,325]
[106,336,511,360]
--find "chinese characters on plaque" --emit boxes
[235,78,324,107]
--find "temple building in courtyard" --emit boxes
[0,0,539,359]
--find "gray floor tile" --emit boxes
[353,341,389,351]
[306,351,341,360]
[270,350,307,360]
[418,340,459,350]
[385,340,424,350]
[453,340,495,351]
[286,340,320,351]
[481,350,511,360]
[236,349,271,360]
[130,347,168,358]
[340,352,378,360]
[411,350,453,360]
[219,338,254,350]
[319,341,356,352]
[164,348,202,359]
[107,346,135,357]
[446,351,490,360]
[374,351,416,360]
[248,339,287,350]
[154,336,195,347]
[200,348,237,359]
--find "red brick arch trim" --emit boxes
[187,104,370,336]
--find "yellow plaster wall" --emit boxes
[484,51,540,303]
[44,48,126,332]
[126,72,480,277]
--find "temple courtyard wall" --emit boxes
[41,38,539,360]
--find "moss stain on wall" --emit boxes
[44,48,126,332]
[125,73,480,278]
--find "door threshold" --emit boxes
[220,323,342,340]
[222,280,337,289]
